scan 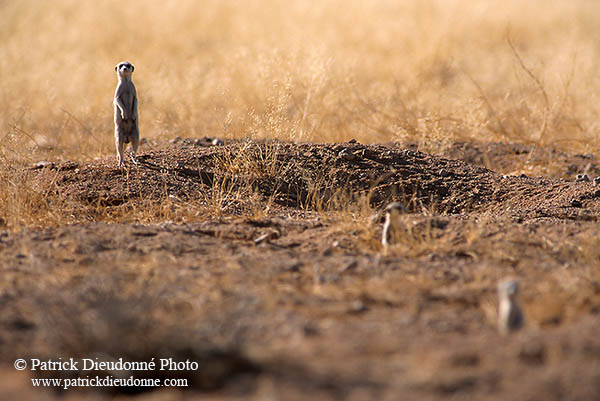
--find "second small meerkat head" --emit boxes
[371,202,406,224]
[498,279,520,301]
[384,202,405,216]
[115,61,135,79]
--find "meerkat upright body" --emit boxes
[497,279,524,335]
[114,61,139,167]
[381,202,405,247]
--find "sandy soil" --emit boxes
[2,139,600,401]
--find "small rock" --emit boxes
[440,169,450,177]
[348,300,368,313]
[169,136,181,144]
[254,231,278,245]
[341,260,358,272]
[576,174,590,182]
[10,318,35,331]
[322,247,334,256]
[33,161,53,169]
[520,173,528,178]
[571,199,582,207]
[303,323,319,336]
[212,138,224,146]
[339,149,357,161]
[348,138,357,144]
[450,352,480,367]
[281,261,302,272]
[519,340,546,365]
[594,177,600,185]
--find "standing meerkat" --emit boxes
[381,202,405,247]
[114,61,139,167]
[497,279,524,335]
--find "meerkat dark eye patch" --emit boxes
[115,62,134,73]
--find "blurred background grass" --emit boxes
[1,0,600,162]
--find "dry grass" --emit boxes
[2,0,600,161]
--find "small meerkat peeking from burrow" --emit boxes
[497,278,524,335]
[381,202,406,247]
[114,61,139,167]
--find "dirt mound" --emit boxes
[30,140,600,220]
[441,141,600,179]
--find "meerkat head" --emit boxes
[371,202,406,225]
[384,202,405,215]
[498,279,520,301]
[115,61,135,79]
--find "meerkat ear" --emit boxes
[131,65,135,72]
[115,65,119,72]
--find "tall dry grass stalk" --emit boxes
[2,0,600,162]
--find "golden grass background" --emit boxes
[2,0,600,163]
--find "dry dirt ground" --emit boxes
[2,139,600,401]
